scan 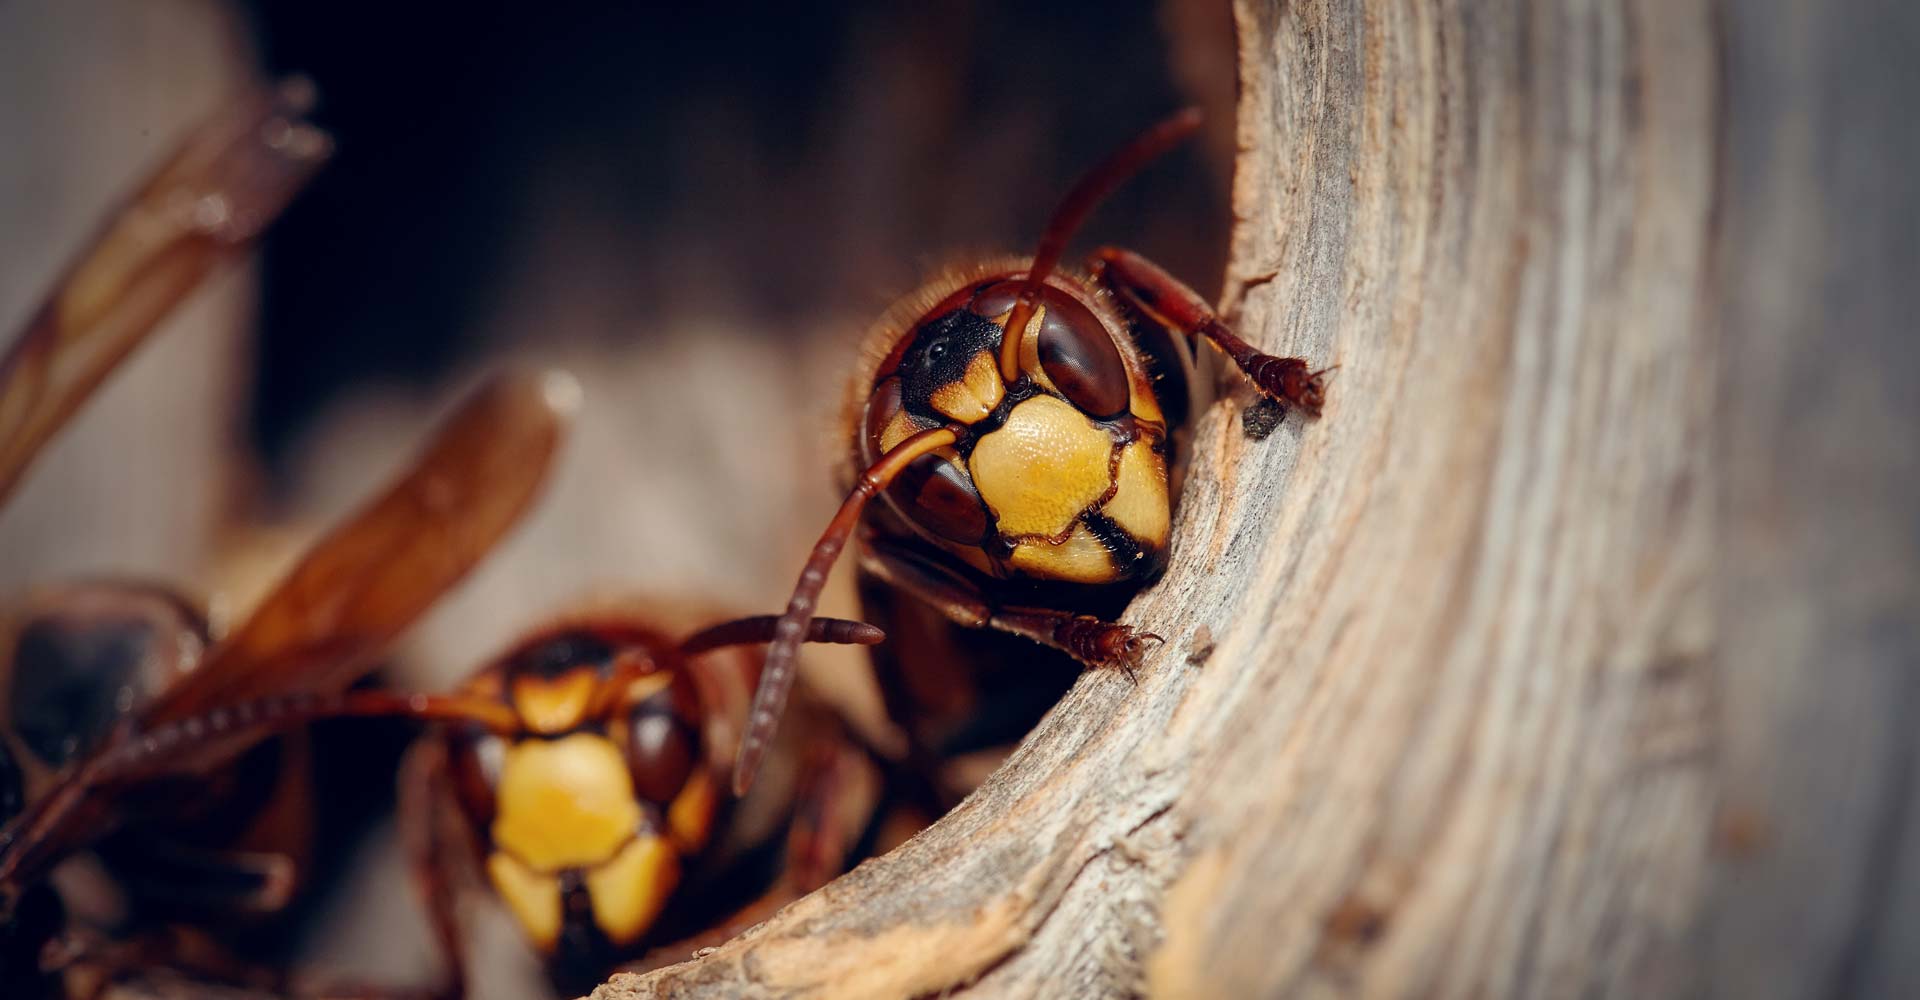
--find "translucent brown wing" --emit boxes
[0,371,576,894]
[142,369,579,725]
[0,79,332,508]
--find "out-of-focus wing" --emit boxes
[143,369,579,725]
[0,371,576,895]
[0,79,332,507]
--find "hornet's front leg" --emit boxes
[1091,246,1330,418]
[858,537,1161,675]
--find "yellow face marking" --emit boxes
[1102,438,1171,550]
[1012,304,1060,395]
[879,410,920,454]
[927,350,1006,423]
[510,669,599,735]
[486,852,562,950]
[492,734,643,871]
[585,834,680,946]
[1009,523,1117,583]
[968,395,1115,538]
[666,769,716,852]
[996,303,1048,366]
[1127,364,1165,424]
[962,349,1005,409]
[617,669,673,708]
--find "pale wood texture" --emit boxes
[593,1,1919,998]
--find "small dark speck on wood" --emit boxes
[1187,624,1215,666]
[1241,398,1285,440]
[1323,894,1389,947]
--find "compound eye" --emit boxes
[7,585,205,767]
[1037,294,1130,418]
[503,629,616,681]
[623,682,696,805]
[890,453,991,545]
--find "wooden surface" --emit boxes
[594,1,1920,998]
[1707,1,1920,997]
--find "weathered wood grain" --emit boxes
[590,0,1918,997]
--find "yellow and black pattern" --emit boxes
[859,270,1173,586]
[441,625,716,972]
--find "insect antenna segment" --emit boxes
[995,107,1204,382]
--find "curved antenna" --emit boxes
[0,370,576,893]
[995,108,1203,382]
[679,615,884,658]
[733,425,958,795]
[0,688,521,898]
[107,689,524,784]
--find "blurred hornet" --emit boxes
[0,82,574,999]
[256,603,884,997]
[736,109,1332,794]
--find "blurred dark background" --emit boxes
[237,1,1233,479]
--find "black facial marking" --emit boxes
[897,309,1004,421]
[1081,512,1162,582]
[550,869,617,994]
[504,630,618,683]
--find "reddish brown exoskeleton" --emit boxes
[734,108,1331,795]
[0,367,573,999]
[227,606,884,998]
[0,80,584,998]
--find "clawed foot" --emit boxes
[1247,356,1334,418]
[1058,616,1164,680]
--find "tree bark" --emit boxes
[592,0,1920,998]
